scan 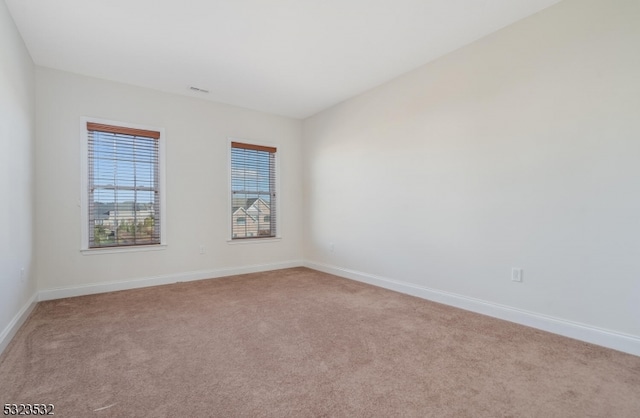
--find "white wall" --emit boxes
[35,68,303,294]
[0,0,36,348]
[303,0,640,342]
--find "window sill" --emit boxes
[81,244,167,255]
[227,237,282,245]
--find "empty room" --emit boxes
[1,0,639,416]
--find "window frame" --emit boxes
[227,137,281,243]
[80,117,166,253]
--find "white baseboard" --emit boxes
[26,259,640,357]
[0,292,38,356]
[38,260,304,301]
[304,260,640,357]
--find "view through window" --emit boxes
[231,141,277,239]
[87,122,161,248]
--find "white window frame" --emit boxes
[227,137,281,244]
[80,117,167,254]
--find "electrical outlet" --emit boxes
[20,268,25,282]
[329,242,334,252]
[199,245,205,255]
[511,268,523,282]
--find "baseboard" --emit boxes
[0,292,38,356]
[304,260,640,357]
[39,260,304,301]
[31,259,640,356]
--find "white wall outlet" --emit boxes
[329,242,334,252]
[511,268,523,282]
[20,267,25,282]
[199,245,205,255]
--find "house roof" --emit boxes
[232,197,270,213]
[232,197,259,211]
[232,206,256,222]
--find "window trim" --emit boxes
[80,117,167,253]
[227,137,280,242]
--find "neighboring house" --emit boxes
[103,209,154,230]
[232,197,271,238]
[93,210,109,226]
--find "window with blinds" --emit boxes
[87,122,161,248]
[231,141,277,239]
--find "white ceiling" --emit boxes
[6,0,561,119]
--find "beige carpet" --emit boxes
[1,267,639,417]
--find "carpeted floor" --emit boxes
[1,267,639,417]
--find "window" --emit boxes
[83,120,164,249]
[231,141,276,239]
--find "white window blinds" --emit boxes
[87,122,161,248]
[231,142,277,239]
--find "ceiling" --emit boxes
[6,0,562,119]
